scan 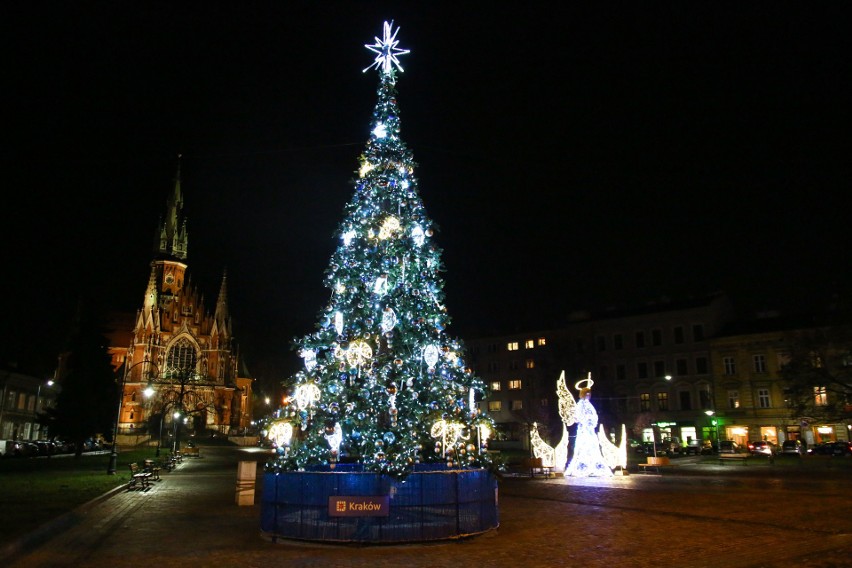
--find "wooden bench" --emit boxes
[143,459,162,481]
[718,453,749,465]
[128,463,152,489]
[182,446,200,458]
[638,456,672,473]
[521,457,554,477]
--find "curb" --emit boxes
[0,481,128,564]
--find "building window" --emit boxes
[654,360,666,378]
[540,398,549,407]
[673,326,685,344]
[525,359,535,369]
[487,343,497,353]
[508,380,522,390]
[679,391,692,410]
[166,337,198,378]
[490,381,501,392]
[676,359,688,376]
[635,331,645,349]
[598,366,609,380]
[640,392,651,411]
[487,362,500,372]
[511,400,523,410]
[637,362,648,379]
[507,342,519,351]
[652,329,663,346]
[753,354,767,374]
[525,339,534,349]
[692,324,705,341]
[537,337,546,347]
[757,388,771,408]
[657,392,669,410]
[699,388,712,410]
[723,356,736,376]
[695,357,709,375]
[488,401,502,412]
[509,360,519,370]
[727,390,740,409]
[597,336,606,352]
[814,386,828,406]
[613,333,623,350]
[616,364,626,380]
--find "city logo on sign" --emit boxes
[328,496,390,517]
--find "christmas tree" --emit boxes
[270,21,495,478]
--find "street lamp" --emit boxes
[705,410,719,452]
[108,359,158,475]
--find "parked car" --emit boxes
[748,440,777,456]
[831,440,852,457]
[718,440,742,454]
[809,442,836,455]
[781,439,806,456]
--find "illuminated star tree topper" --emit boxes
[364,20,410,74]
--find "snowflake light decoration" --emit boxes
[364,20,410,74]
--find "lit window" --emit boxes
[490,381,501,392]
[753,354,767,373]
[507,342,519,351]
[525,359,535,369]
[508,380,522,390]
[511,400,523,410]
[723,356,736,376]
[525,339,534,349]
[657,392,669,411]
[814,386,828,406]
[640,392,651,411]
[537,337,546,347]
[488,401,502,412]
[727,390,740,409]
[757,388,771,408]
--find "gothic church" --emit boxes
[107,164,253,443]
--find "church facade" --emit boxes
[108,164,253,443]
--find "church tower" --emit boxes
[110,159,253,444]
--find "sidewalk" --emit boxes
[5,446,852,568]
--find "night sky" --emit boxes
[3,3,849,381]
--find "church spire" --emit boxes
[214,269,232,337]
[154,155,189,260]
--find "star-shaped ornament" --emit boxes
[364,20,410,74]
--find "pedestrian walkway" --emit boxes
[6,446,852,568]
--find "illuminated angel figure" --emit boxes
[598,423,628,471]
[564,374,613,477]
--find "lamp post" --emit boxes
[108,359,158,475]
[706,410,719,453]
[35,379,54,441]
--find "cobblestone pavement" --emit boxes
[5,447,851,568]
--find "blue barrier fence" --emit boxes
[261,465,499,543]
